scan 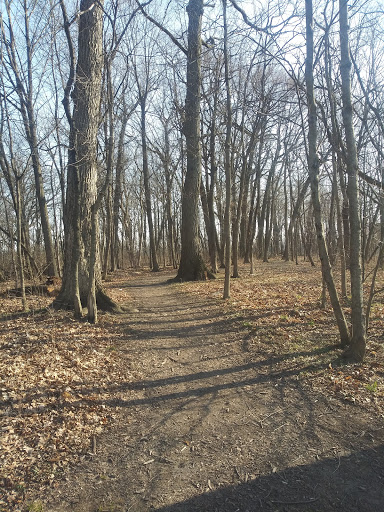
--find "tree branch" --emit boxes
[135,0,187,55]
[228,0,269,32]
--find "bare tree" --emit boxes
[0,0,58,277]
[339,0,366,361]
[55,0,120,318]
[177,0,211,281]
[305,0,350,346]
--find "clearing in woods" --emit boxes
[2,262,384,511]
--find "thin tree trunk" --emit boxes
[139,95,160,272]
[305,0,350,346]
[223,0,232,298]
[112,112,128,271]
[16,177,28,312]
[1,1,58,277]
[339,0,366,361]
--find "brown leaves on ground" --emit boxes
[181,260,384,415]
[0,263,383,511]
[0,272,136,512]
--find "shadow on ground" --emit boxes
[155,444,384,512]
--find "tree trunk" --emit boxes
[55,0,120,314]
[207,113,219,273]
[16,177,28,312]
[111,112,128,271]
[257,138,280,259]
[339,0,366,361]
[163,123,178,269]
[139,95,160,272]
[223,0,232,298]
[283,177,311,261]
[305,0,350,346]
[1,0,58,277]
[177,0,211,281]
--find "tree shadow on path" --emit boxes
[155,444,384,512]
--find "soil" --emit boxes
[28,266,384,512]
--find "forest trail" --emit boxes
[42,270,384,512]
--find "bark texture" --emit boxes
[223,0,232,298]
[177,0,210,281]
[339,0,366,361]
[305,0,350,346]
[55,0,120,313]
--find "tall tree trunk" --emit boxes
[1,0,58,277]
[223,0,232,298]
[232,156,246,278]
[55,0,120,315]
[339,0,366,361]
[305,0,350,346]
[139,95,160,272]
[334,154,347,297]
[163,123,177,269]
[257,138,280,259]
[283,177,311,261]
[207,106,219,273]
[111,112,128,271]
[102,61,114,279]
[244,136,263,264]
[177,0,210,281]
[16,177,28,311]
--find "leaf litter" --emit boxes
[0,273,137,511]
[0,263,383,511]
[181,260,384,414]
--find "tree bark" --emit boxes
[339,0,366,361]
[223,0,232,298]
[139,95,160,272]
[305,0,350,346]
[177,0,211,281]
[55,0,120,314]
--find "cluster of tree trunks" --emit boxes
[1,0,383,359]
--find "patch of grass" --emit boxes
[27,501,44,512]
[366,381,378,393]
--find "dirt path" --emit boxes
[42,270,384,512]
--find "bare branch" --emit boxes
[60,0,75,126]
[228,0,269,32]
[135,0,187,55]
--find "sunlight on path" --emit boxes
[42,271,384,512]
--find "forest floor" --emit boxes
[1,260,384,512]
